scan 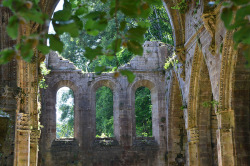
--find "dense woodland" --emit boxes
[56,0,173,138]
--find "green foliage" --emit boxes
[135,87,152,137]
[144,5,173,45]
[39,62,50,89]
[218,0,250,67]
[96,86,114,137]
[119,69,135,83]
[164,53,179,70]
[202,100,219,108]
[171,0,188,14]
[56,88,74,138]
[1,0,173,81]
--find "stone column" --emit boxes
[30,130,40,166]
[216,110,235,166]
[187,127,200,166]
[14,113,31,166]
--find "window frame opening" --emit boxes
[95,86,114,138]
[135,86,153,138]
[56,86,75,139]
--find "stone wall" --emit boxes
[0,0,249,165]
[39,41,169,166]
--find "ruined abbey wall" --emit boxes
[0,0,249,165]
[39,42,169,165]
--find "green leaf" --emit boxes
[138,21,151,28]
[72,15,83,30]
[53,21,79,37]
[127,40,143,55]
[0,49,15,64]
[53,10,71,21]
[20,43,34,62]
[37,44,50,54]
[20,10,44,24]
[231,0,249,5]
[49,35,64,53]
[120,21,126,31]
[120,69,135,83]
[235,4,250,22]
[112,38,122,53]
[242,46,250,68]
[84,46,103,60]
[84,11,106,20]
[145,0,162,5]
[233,25,250,45]
[75,6,88,16]
[139,3,151,19]
[127,26,147,43]
[2,0,13,7]
[85,18,108,35]
[221,8,233,29]
[63,0,72,12]
[95,65,106,75]
[7,16,19,39]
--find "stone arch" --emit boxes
[162,0,185,47]
[218,31,250,165]
[166,71,187,165]
[89,77,121,141]
[41,80,81,148]
[187,43,218,165]
[129,79,160,143]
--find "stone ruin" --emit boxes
[39,41,170,165]
[0,0,250,166]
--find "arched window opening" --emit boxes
[135,87,152,137]
[56,87,74,139]
[96,86,114,137]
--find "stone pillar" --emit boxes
[216,110,235,166]
[30,130,40,166]
[14,113,31,166]
[187,127,200,166]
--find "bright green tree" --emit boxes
[95,86,114,137]
[135,87,152,137]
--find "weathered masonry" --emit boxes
[39,41,169,165]
[0,0,250,165]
